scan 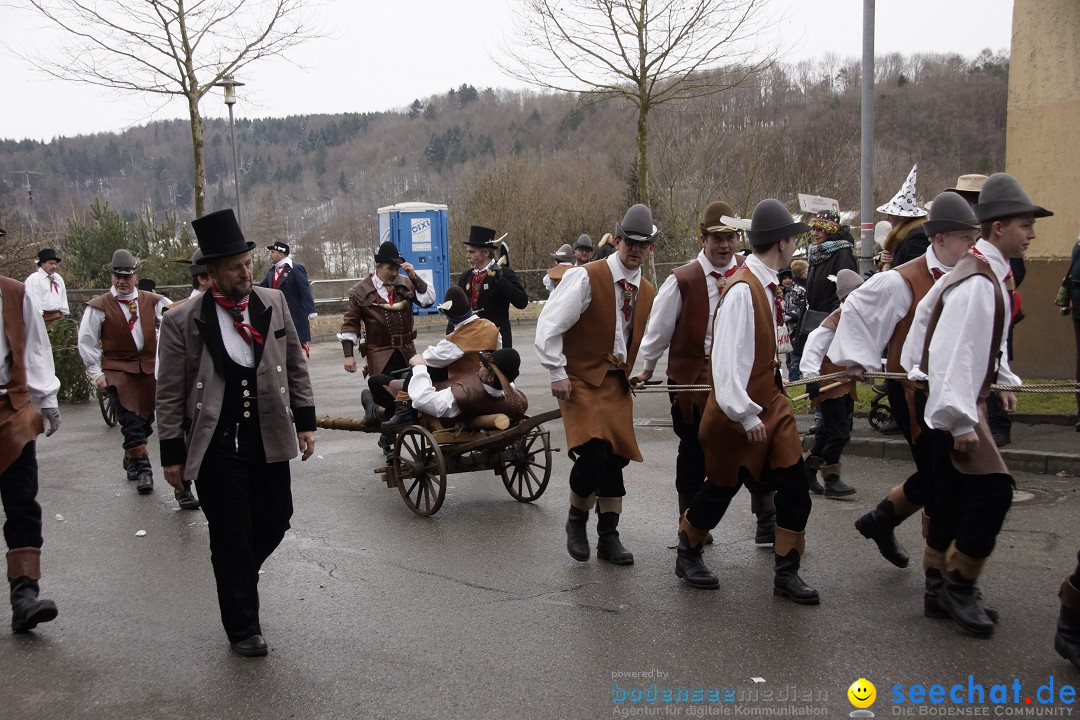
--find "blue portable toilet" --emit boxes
[377,202,449,316]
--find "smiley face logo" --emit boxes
[848,678,876,709]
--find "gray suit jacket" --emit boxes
[156,287,316,479]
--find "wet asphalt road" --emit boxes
[3,321,1079,719]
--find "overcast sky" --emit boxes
[1,0,1013,142]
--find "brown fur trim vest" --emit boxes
[85,291,162,375]
[450,374,529,420]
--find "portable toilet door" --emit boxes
[377,202,449,316]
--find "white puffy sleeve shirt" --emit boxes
[0,290,60,409]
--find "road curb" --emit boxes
[822,436,1080,476]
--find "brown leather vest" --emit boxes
[85,291,161,375]
[450,373,529,420]
[445,318,501,381]
[885,255,936,373]
[562,260,655,386]
[547,265,572,287]
[718,268,783,406]
[343,276,418,347]
[0,277,30,408]
[666,261,711,385]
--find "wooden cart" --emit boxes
[317,409,561,516]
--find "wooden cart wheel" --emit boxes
[389,426,447,516]
[499,428,551,502]
[97,387,118,428]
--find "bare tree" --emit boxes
[17,0,322,217]
[500,0,778,209]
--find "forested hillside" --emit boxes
[0,50,1008,284]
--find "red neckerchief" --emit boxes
[617,278,636,322]
[116,295,138,330]
[372,273,395,304]
[49,274,59,293]
[272,264,286,289]
[709,264,739,289]
[210,284,264,345]
[766,283,784,325]
[469,268,488,309]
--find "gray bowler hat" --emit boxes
[574,233,593,250]
[551,244,574,262]
[973,173,1053,223]
[746,199,810,246]
[615,204,659,242]
[109,249,139,275]
[922,192,978,236]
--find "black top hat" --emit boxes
[481,348,521,383]
[189,249,208,277]
[974,173,1053,223]
[923,192,978,236]
[463,225,498,248]
[109,249,139,276]
[615,204,658,242]
[374,241,405,265]
[192,209,255,262]
[746,199,810,247]
[267,241,290,255]
[438,286,472,321]
[37,248,61,265]
[137,278,156,293]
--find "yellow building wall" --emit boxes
[1007,0,1080,379]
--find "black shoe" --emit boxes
[174,481,200,510]
[855,503,911,568]
[230,634,268,657]
[806,466,824,495]
[361,390,381,429]
[10,578,58,634]
[136,470,154,495]
[823,476,856,499]
[381,402,418,430]
[1074,421,1080,433]
[566,507,590,561]
[877,419,903,436]
[924,568,1000,623]
[596,512,634,565]
[992,433,1010,448]
[773,549,820,605]
[938,571,994,636]
[676,531,718,589]
[123,456,137,482]
[806,418,822,435]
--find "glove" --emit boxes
[41,407,61,437]
[806,382,820,399]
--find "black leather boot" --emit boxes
[804,455,824,495]
[855,497,913,568]
[939,570,994,636]
[676,531,718,589]
[751,492,776,546]
[381,401,418,430]
[361,390,381,429]
[130,449,154,495]
[773,528,819,604]
[123,455,137,482]
[596,511,634,565]
[566,506,590,561]
[174,480,201,510]
[10,578,58,634]
[1055,578,1080,670]
[925,567,999,622]
[821,464,856,499]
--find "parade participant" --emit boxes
[1055,551,1080,670]
[260,240,317,356]
[675,199,817,602]
[157,208,316,657]
[877,165,929,270]
[593,233,617,261]
[188,250,211,297]
[340,241,435,430]
[634,201,775,546]
[1,273,61,633]
[544,244,575,292]
[79,250,169,496]
[535,204,656,566]
[454,225,527,348]
[831,192,978,569]
[780,269,806,382]
[23,248,69,325]
[402,349,528,424]
[573,234,593,265]
[901,173,1049,636]
[799,269,863,499]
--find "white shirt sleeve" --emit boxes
[542,274,554,292]
[799,325,835,377]
[414,281,436,308]
[407,365,460,418]
[533,267,591,383]
[21,292,60,409]
[337,331,359,344]
[828,271,910,372]
[423,338,465,367]
[710,284,762,430]
[923,280,996,436]
[59,276,70,315]
[901,280,949,379]
[78,306,106,382]
[637,273,681,373]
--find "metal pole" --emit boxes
[229,103,241,227]
[859,0,875,275]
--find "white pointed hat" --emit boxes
[876,164,927,218]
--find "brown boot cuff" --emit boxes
[945,543,986,581]
[886,485,922,516]
[678,511,710,548]
[569,491,597,511]
[1061,578,1080,610]
[597,496,623,514]
[804,455,824,471]
[7,547,41,581]
[774,526,805,556]
[922,546,946,572]
[819,463,841,478]
[125,445,147,459]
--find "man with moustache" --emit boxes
[454,226,528,348]
[156,209,316,657]
[23,248,69,325]
[535,204,657,566]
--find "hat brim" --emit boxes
[703,223,742,234]
[200,241,257,262]
[110,269,138,276]
[923,219,978,235]
[974,200,1053,223]
[944,187,981,200]
[719,215,753,232]
[748,221,811,246]
[876,203,928,218]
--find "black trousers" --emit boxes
[809,395,854,465]
[925,429,1013,560]
[886,380,933,510]
[196,423,293,643]
[986,392,1012,439]
[116,398,154,451]
[1,442,43,551]
[568,438,628,499]
[671,399,768,498]
[688,461,811,534]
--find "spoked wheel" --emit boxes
[388,426,446,516]
[498,428,551,503]
[868,405,893,433]
[97,387,118,428]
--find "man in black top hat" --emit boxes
[157,208,316,657]
[453,225,527,348]
[260,240,317,356]
[24,248,69,325]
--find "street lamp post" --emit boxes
[215,75,245,226]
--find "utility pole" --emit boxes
[7,171,44,240]
[859,0,876,275]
